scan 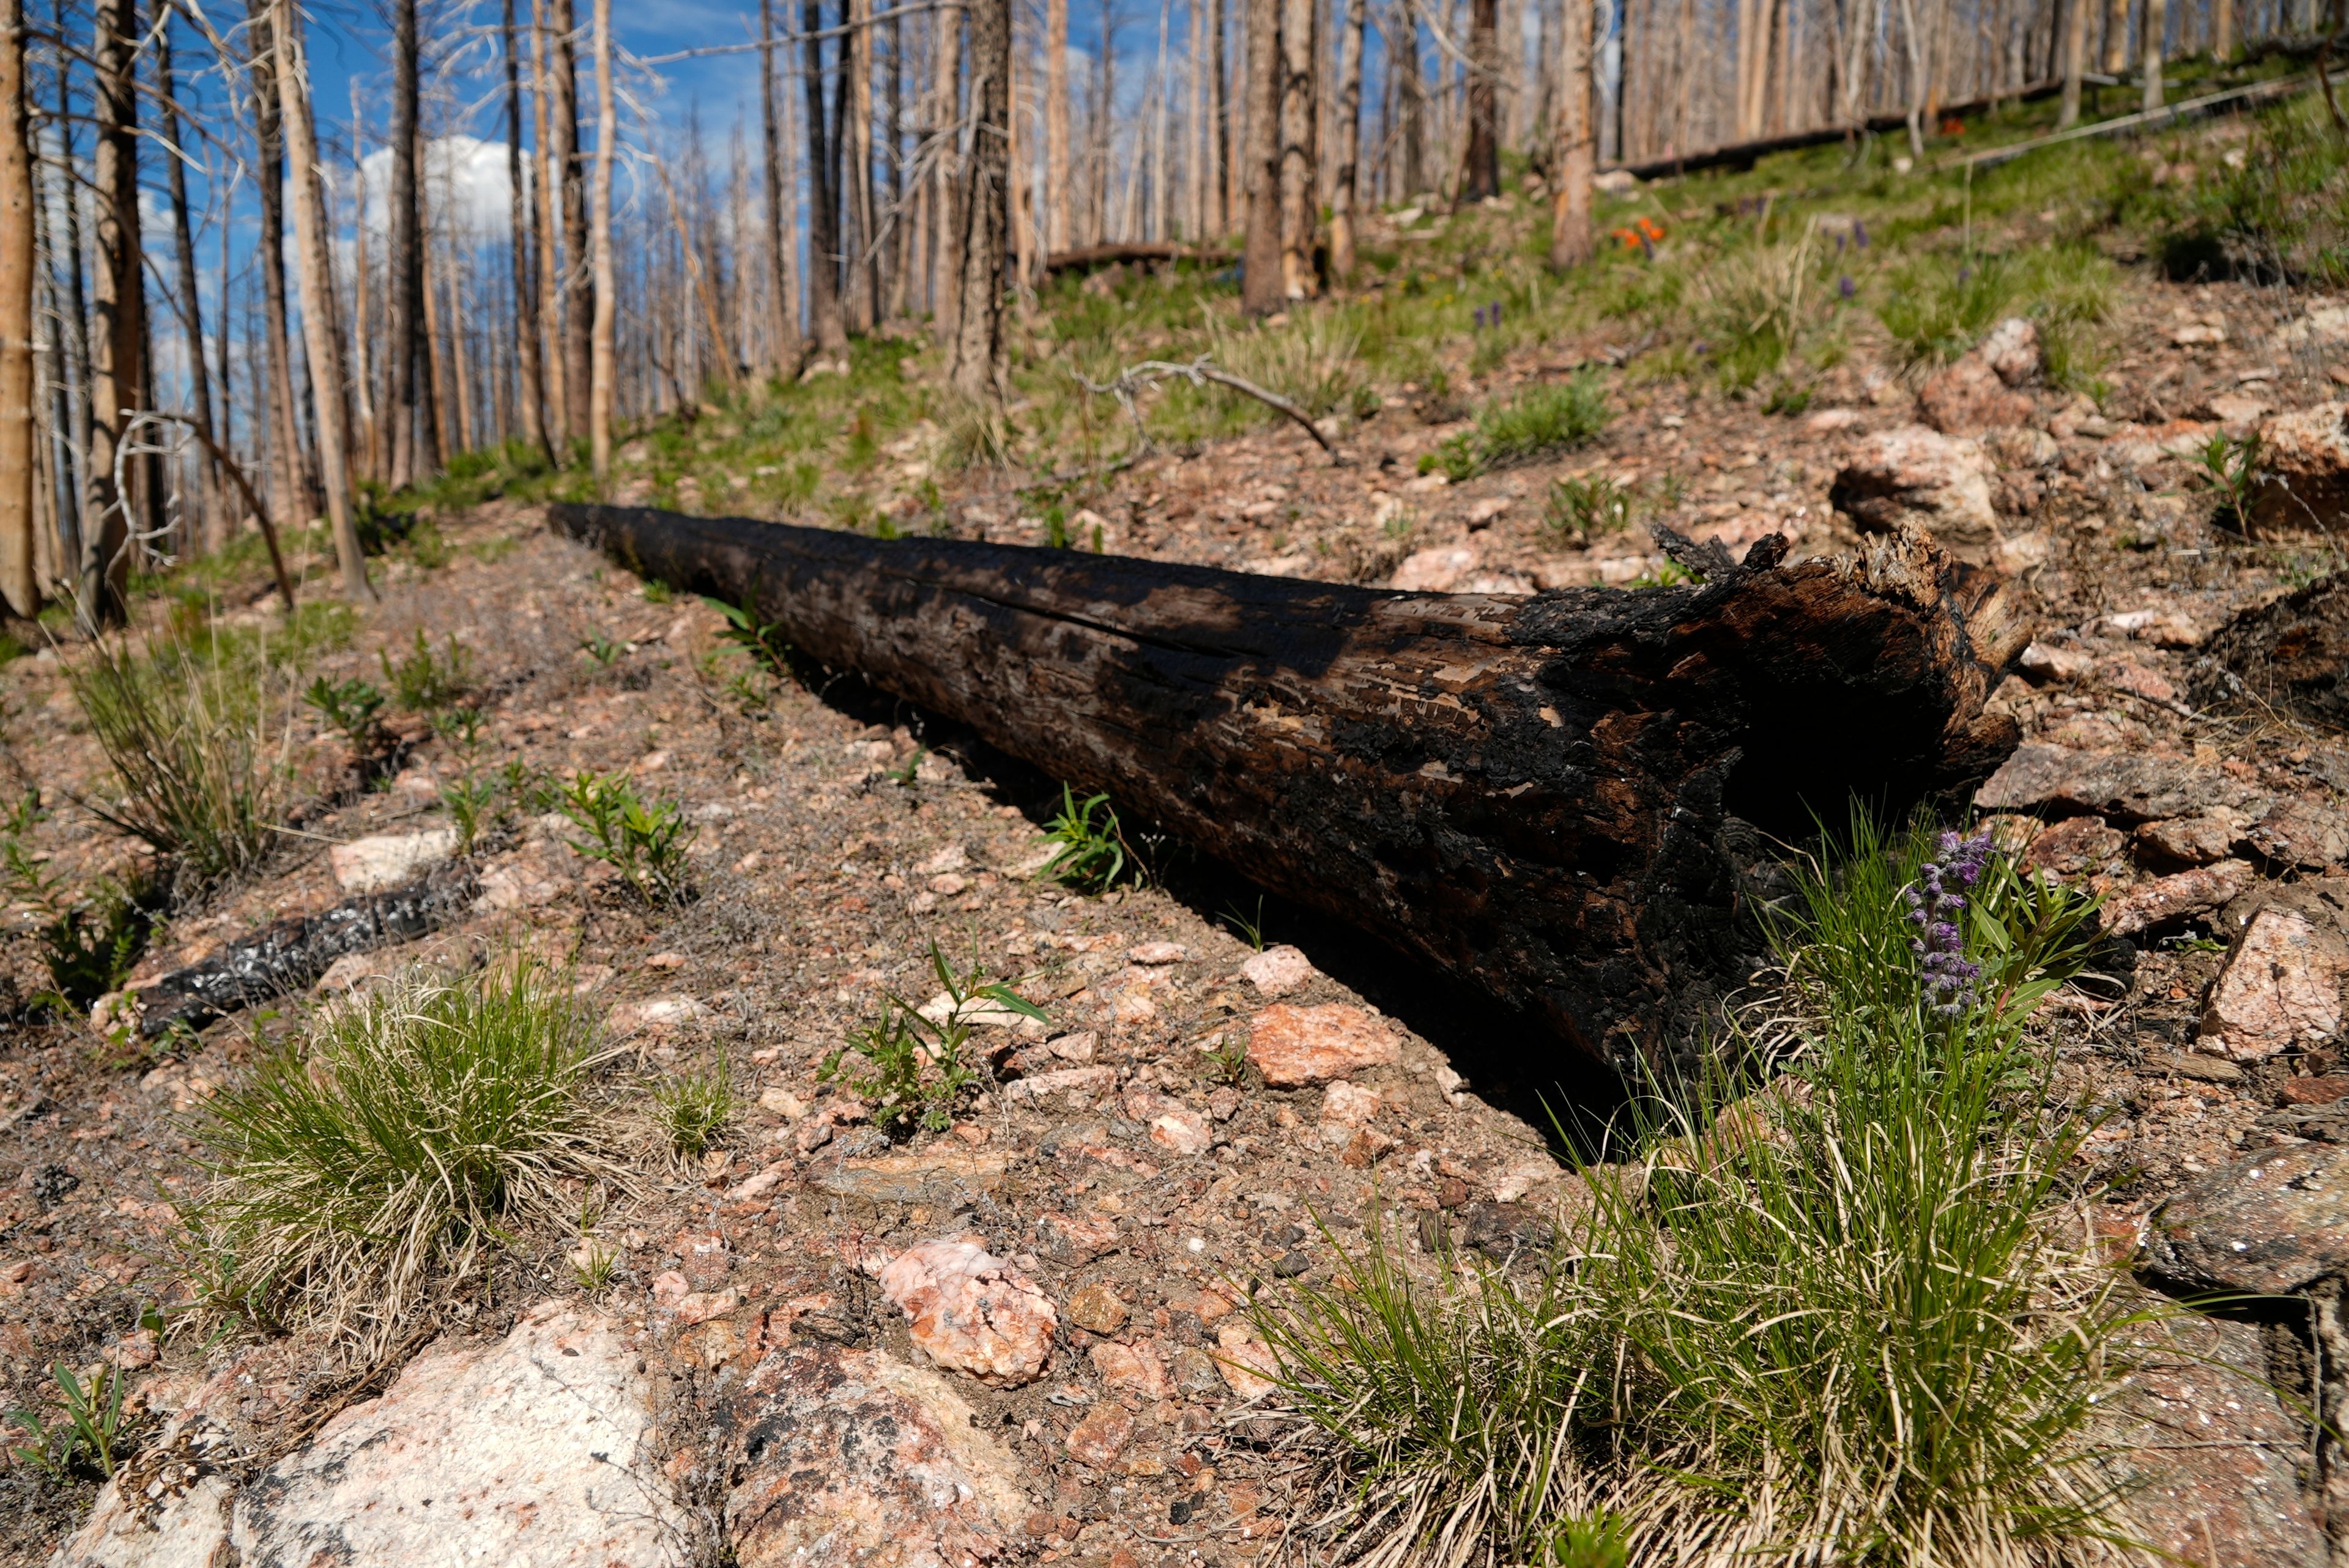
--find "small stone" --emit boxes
[758,1087,808,1117]
[1207,1085,1241,1121]
[1975,743,2265,824]
[1066,1405,1138,1466]
[2254,401,2349,529]
[794,1117,835,1154]
[1390,546,1478,592]
[1129,941,1188,966]
[1239,944,1316,996]
[1036,1212,1120,1263]
[1246,1004,1401,1087]
[2102,860,2256,937]
[2136,813,2243,867]
[1269,1249,1311,1278]
[916,843,969,875]
[998,1065,1120,1105]
[1918,354,2035,437]
[2104,661,2181,706]
[1147,1110,1214,1157]
[1464,497,1512,526]
[2144,1145,2349,1294]
[1319,1081,1381,1127]
[1212,1323,1280,1400]
[1828,425,1999,547]
[2156,1053,2246,1085]
[1066,1281,1130,1336]
[2277,1076,2349,1106]
[722,1343,1030,1568]
[2024,815,2124,876]
[1170,1346,1222,1396]
[328,827,459,894]
[2243,797,2349,870]
[877,1237,1057,1386]
[2016,641,2093,682]
[1489,1158,1560,1204]
[725,1163,790,1202]
[1979,317,2041,386]
[2198,906,2349,1062]
[1090,1341,1174,1400]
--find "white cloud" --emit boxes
[348,135,521,241]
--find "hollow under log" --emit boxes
[550,504,2033,1071]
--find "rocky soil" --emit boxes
[3,269,2349,1566]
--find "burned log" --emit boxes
[550,504,2032,1070]
[132,865,477,1040]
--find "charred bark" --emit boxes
[548,505,2031,1071]
[133,866,477,1040]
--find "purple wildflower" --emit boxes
[1956,264,1973,284]
[1490,301,1503,328]
[1474,305,1490,330]
[1907,829,1992,1016]
[1854,220,1870,250]
[1838,275,1857,300]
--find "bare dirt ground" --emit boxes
[2,254,2347,1564]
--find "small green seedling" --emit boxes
[658,1057,735,1155]
[304,675,387,746]
[581,632,626,668]
[1042,785,1133,893]
[380,629,474,713]
[820,943,1047,1133]
[556,771,696,904]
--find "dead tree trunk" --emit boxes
[948,0,1009,398]
[548,504,2031,1071]
[0,0,34,618]
[84,0,143,620]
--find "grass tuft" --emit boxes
[1246,811,2142,1567]
[178,963,618,1356]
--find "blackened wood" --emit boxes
[549,503,2032,1070]
[133,867,477,1040]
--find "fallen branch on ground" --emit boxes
[1076,355,1340,462]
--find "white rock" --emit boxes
[328,827,459,894]
[877,1237,1056,1386]
[1390,546,1479,592]
[1239,944,1316,996]
[1830,426,1999,547]
[230,1304,678,1566]
[2199,906,2349,1062]
[1320,1081,1382,1126]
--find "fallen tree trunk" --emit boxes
[550,505,2031,1070]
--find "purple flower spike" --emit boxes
[1854,221,1870,249]
[1907,829,1994,1017]
[1839,275,1856,299]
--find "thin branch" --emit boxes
[1077,356,1340,462]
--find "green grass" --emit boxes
[1427,376,1611,481]
[1041,785,1136,893]
[820,942,1047,1133]
[64,632,295,897]
[658,1056,734,1156]
[178,962,617,1355]
[1247,812,2137,1567]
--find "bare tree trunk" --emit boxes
[1398,0,1427,191]
[589,0,615,481]
[1329,0,1366,279]
[2101,0,2125,73]
[420,152,454,459]
[154,0,221,549]
[1211,0,1230,229]
[554,0,592,439]
[2214,0,2232,57]
[1461,0,1498,198]
[275,0,371,599]
[761,0,804,373]
[390,0,431,484]
[2140,0,2164,109]
[2059,0,2086,122]
[247,0,313,525]
[930,0,962,341]
[1549,0,1594,267]
[1275,0,1317,294]
[1045,0,1070,250]
[0,0,33,617]
[844,0,876,330]
[48,0,88,573]
[350,81,380,488]
[1241,0,1281,309]
[84,0,142,620]
[503,0,549,459]
[949,0,1009,398]
[529,0,568,448]
[804,0,848,350]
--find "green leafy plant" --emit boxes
[1041,785,1134,893]
[178,962,617,1354]
[705,596,798,679]
[1543,475,1637,544]
[884,746,926,788]
[1199,1030,1250,1086]
[6,1361,133,1481]
[440,774,500,856]
[1218,898,1267,952]
[379,629,475,714]
[820,944,1047,1133]
[2194,430,2265,530]
[303,676,387,747]
[658,1056,735,1156]
[1246,811,2131,1566]
[555,771,696,904]
[581,632,626,668]
[1624,559,1699,589]
[0,829,150,1013]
